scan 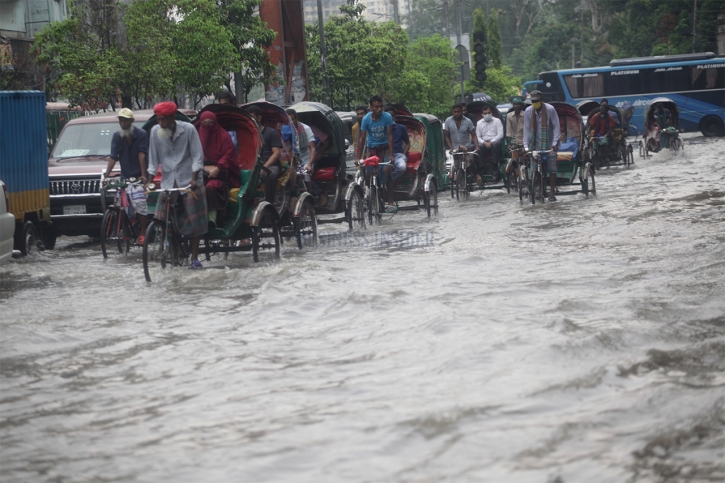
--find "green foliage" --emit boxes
[487,10,503,70]
[465,66,521,104]
[35,0,242,109]
[472,8,487,89]
[306,6,408,110]
[397,35,458,119]
[216,0,277,101]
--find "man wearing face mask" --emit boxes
[587,98,617,164]
[523,90,560,202]
[475,105,504,184]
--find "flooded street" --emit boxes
[2,133,724,482]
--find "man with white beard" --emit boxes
[105,108,149,244]
[147,101,207,269]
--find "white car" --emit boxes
[0,180,16,264]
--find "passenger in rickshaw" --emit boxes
[198,111,239,228]
[352,105,367,147]
[356,95,394,199]
[216,91,239,152]
[523,90,560,202]
[246,105,283,203]
[475,104,504,183]
[285,108,327,207]
[654,104,673,150]
[382,105,410,203]
[587,99,617,161]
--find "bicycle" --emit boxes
[142,185,194,282]
[355,153,390,226]
[505,143,526,197]
[449,148,470,201]
[528,149,554,205]
[100,177,144,258]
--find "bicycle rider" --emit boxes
[147,101,208,269]
[355,95,395,205]
[587,99,617,163]
[523,90,560,202]
[104,108,149,245]
[505,97,525,176]
[443,103,478,177]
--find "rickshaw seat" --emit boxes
[228,170,252,204]
[406,152,422,173]
[557,152,573,161]
[312,167,336,181]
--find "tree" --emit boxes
[35,0,240,109]
[466,65,521,103]
[216,0,277,102]
[396,34,458,118]
[306,3,408,110]
[472,8,487,89]
[487,9,503,69]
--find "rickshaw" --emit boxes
[450,102,510,200]
[584,104,634,169]
[524,101,596,204]
[642,98,683,156]
[242,101,319,249]
[141,105,281,281]
[291,102,366,231]
[351,105,443,222]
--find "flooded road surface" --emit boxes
[2,134,724,482]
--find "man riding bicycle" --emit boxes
[104,108,149,245]
[587,99,617,163]
[523,90,560,202]
[355,95,395,205]
[147,101,207,269]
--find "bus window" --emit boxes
[563,73,604,99]
[691,65,725,90]
[606,70,646,96]
[649,66,689,93]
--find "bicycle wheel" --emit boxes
[425,180,438,218]
[252,205,281,263]
[506,170,517,195]
[119,209,133,254]
[347,188,366,231]
[531,171,543,205]
[582,168,596,198]
[456,168,468,201]
[100,209,121,258]
[143,221,170,282]
[295,198,318,249]
[368,185,382,226]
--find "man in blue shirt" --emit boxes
[105,108,149,244]
[356,95,394,203]
[383,105,409,203]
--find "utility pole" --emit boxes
[316,0,332,107]
[443,0,451,40]
[454,0,464,102]
[392,0,400,24]
[580,0,584,66]
[571,40,576,68]
[692,0,698,53]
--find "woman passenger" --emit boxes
[198,111,239,227]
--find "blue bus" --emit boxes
[531,52,725,137]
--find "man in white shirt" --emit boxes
[475,105,504,183]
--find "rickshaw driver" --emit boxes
[355,95,395,202]
[587,99,617,161]
[104,108,150,245]
[523,90,560,202]
[285,108,327,207]
[147,101,207,269]
[444,103,478,179]
[382,105,410,204]
[475,104,504,184]
[246,105,283,204]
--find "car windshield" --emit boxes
[51,121,145,158]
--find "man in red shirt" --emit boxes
[587,99,617,162]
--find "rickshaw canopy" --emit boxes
[414,113,449,189]
[644,97,680,132]
[194,104,262,171]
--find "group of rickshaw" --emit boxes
[101,95,684,280]
[102,101,451,281]
[446,96,685,206]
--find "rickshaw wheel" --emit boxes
[506,170,517,195]
[295,199,318,249]
[100,209,120,258]
[347,188,366,231]
[456,169,468,201]
[252,206,281,263]
[582,169,596,198]
[424,181,438,218]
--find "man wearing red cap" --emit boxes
[147,101,207,269]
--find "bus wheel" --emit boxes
[699,116,724,137]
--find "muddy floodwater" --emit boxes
[2,133,724,482]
